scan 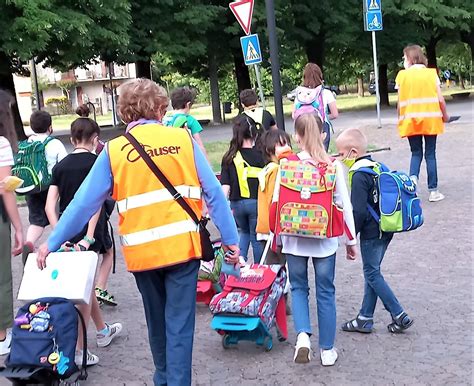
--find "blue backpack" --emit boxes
[6,298,88,380]
[351,161,423,233]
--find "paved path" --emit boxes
[2,115,473,385]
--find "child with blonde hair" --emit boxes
[274,113,357,366]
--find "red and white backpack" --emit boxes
[270,155,344,239]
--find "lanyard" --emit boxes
[126,119,161,132]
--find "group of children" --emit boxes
[0,105,122,365]
[220,109,413,366]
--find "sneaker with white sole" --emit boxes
[75,350,99,367]
[320,348,338,366]
[293,332,311,363]
[429,190,445,202]
[96,322,122,347]
[0,330,12,356]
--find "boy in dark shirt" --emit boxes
[336,128,413,334]
[240,89,277,132]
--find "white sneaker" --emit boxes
[320,348,338,366]
[410,175,418,187]
[293,332,311,363]
[429,190,445,202]
[96,322,122,347]
[75,350,99,366]
[0,330,12,356]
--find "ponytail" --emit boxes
[294,113,330,164]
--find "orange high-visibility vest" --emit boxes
[396,67,444,137]
[108,123,203,272]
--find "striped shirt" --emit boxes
[0,136,14,167]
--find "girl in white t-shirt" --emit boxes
[274,113,356,366]
[293,63,339,151]
[0,89,24,356]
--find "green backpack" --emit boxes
[12,137,54,195]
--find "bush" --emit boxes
[45,96,70,115]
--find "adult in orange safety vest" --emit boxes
[395,45,449,203]
[37,78,240,386]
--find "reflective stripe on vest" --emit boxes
[233,151,262,198]
[117,185,201,213]
[120,219,198,247]
[398,97,439,108]
[398,111,443,121]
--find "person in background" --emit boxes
[240,89,277,133]
[37,78,239,386]
[220,116,265,263]
[0,90,24,356]
[164,87,208,158]
[76,103,117,306]
[21,110,67,263]
[395,44,449,202]
[293,63,339,151]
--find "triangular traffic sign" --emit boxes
[229,0,254,35]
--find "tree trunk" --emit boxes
[426,37,438,69]
[135,59,152,79]
[460,30,474,61]
[458,73,465,89]
[233,53,251,110]
[0,54,26,140]
[357,77,364,97]
[378,63,389,106]
[305,33,325,70]
[209,53,222,124]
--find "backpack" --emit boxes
[351,160,424,233]
[233,151,262,198]
[6,297,87,380]
[243,107,265,132]
[270,156,345,239]
[209,264,286,330]
[12,137,54,195]
[292,86,326,122]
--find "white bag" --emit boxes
[18,251,99,304]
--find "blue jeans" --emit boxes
[286,253,336,350]
[359,234,404,319]
[231,199,263,263]
[133,259,200,386]
[408,135,438,190]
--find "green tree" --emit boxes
[0,0,130,139]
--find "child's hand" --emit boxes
[346,245,358,260]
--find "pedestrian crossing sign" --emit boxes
[240,34,262,66]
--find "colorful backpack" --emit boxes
[292,86,326,121]
[209,264,286,330]
[270,156,345,239]
[351,160,424,233]
[12,137,54,195]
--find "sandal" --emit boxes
[387,312,413,333]
[341,315,373,333]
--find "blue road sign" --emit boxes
[240,34,262,66]
[365,11,383,31]
[443,70,451,79]
[364,0,381,12]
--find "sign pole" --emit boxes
[371,31,382,128]
[264,0,285,131]
[254,65,266,110]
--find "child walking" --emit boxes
[164,87,208,157]
[256,129,292,262]
[274,113,357,366]
[0,90,24,356]
[336,128,414,334]
[220,116,265,262]
[45,117,122,365]
[22,111,67,263]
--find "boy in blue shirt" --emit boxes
[336,128,413,334]
[164,87,208,158]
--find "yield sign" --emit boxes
[229,0,254,35]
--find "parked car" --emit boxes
[369,79,397,95]
[286,85,341,101]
